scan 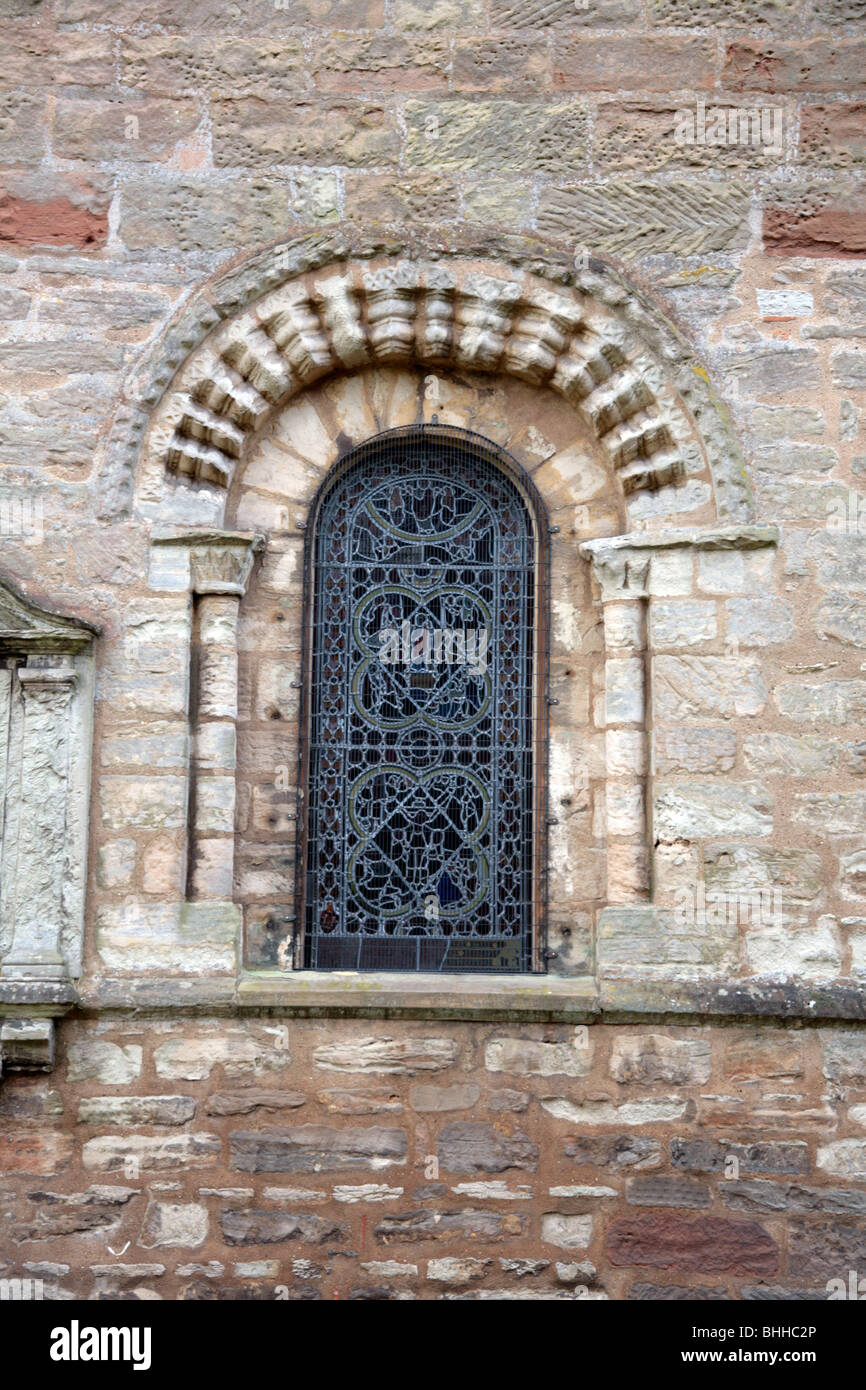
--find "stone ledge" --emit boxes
[600,975,866,1022]
[235,970,600,1022]
[74,966,866,1023]
[580,523,779,557]
[0,980,77,1010]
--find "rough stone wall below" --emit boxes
[1,1015,865,1301]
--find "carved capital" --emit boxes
[189,533,266,597]
[581,544,650,603]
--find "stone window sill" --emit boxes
[236,969,599,1021]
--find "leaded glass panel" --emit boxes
[303,426,538,973]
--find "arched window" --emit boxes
[300,425,547,974]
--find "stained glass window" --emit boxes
[302,425,541,973]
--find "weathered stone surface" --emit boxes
[653,656,767,720]
[220,1210,349,1246]
[77,1096,196,1126]
[823,1032,866,1086]
[745,405,826,443]
[140,1200,209,1249]
[793,792,866,835]
[650,600,716,648]
[54,98,201,164]
[484,1036,591,1077]
[742,733,839,779]
[0,1132,73,1177]
[11,1187,136,1243]
[775,679,866,724]
[121,177,292,253]
[653,726,736,776]
[212,99,399,168]
[726,597,794,646]
[82,1134,220,1173]
[721,345,820,395]
[655,784,773,840]
[319,1090,403,1115]
[720,1179,866,1215]
[205,1091,307,1116]
[408,1083,480,1112]
[606,1214,778,1274]
[626,1177,711,1208]
[154,1034,290,1081]
[541,1214,593,1249]
[332,1184,404,1203]
[609,1035,711,1086]
[375,1210,527,1244]
[230,1126,407,1173]
[121,34,307,96]
[788,1217,866,1280]
[704,845,823,904]
[628,1282,729,1300]
[427,1256,491,1283]
[313,1037,458,1074]
[404,99,587,174]
[67,1042,142,1086]
[436,1123,538,1174]
[538,180,749,256]
[721,1031,805,1080]
[564,1135,662,1170]
[543,1098,689,1126]
[671,1139,810,1175]
[487,1089,530,1113]
[816,1140,866,1178]
[0,1084,63,1122]
[746,917,842,980]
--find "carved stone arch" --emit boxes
[100,230,755,528]
[121,232,776,1001]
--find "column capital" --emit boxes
[580,543,650,603]
[189,532,266,598]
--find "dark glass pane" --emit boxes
[305,427,535,973]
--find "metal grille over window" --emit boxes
[303,426,541,973]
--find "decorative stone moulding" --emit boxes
[100,231,755,528]
[0,574,98,1073]
[157,261,698,502]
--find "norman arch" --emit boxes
[95,237,775,1003]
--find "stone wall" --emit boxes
[2,0,866,1304]
[2,1016,866,1300]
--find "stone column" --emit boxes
[584,546,650,905]
[0,659,76,981]
[188,536,262,901]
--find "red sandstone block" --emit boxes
[0,174,109,249]
[53,98,202,165]
[0,1130,74,1177]
[554,35,717,92]
[606,1212,779,1275]
[764,196,866,257]
[452,37,552,95]
[312,34,449,94]
[800,102,866,168]
[724,38,866,92]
